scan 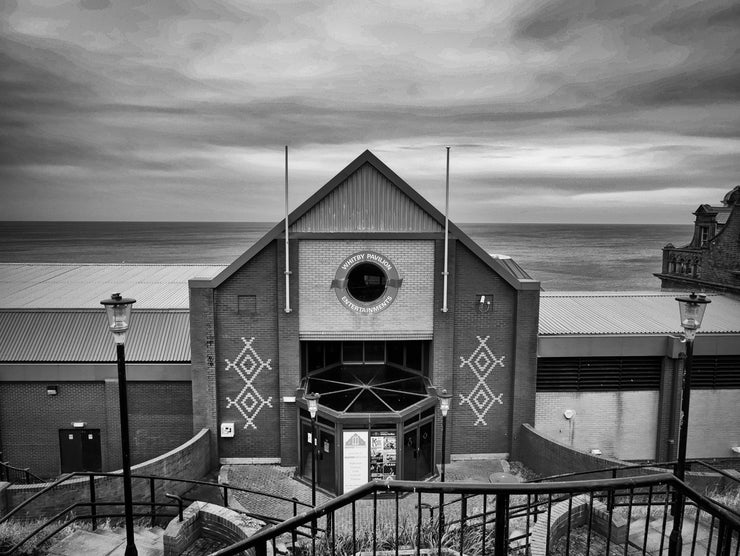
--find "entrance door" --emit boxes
[59,429,102,473]
[317,430,336,492]
[403,427,419,479]
[403,423,433,480]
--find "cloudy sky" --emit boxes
[1,0,738,223]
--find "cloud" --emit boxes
[0,0,738,222]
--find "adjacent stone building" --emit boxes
[656,186,740,296]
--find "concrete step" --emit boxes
[47,526,164,556]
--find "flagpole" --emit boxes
[442,146,450,312]
[284,145,292,313]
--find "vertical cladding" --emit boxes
[451,244,521,455]
[290,164,442,233]
[214,242,280,459]
[298,240,435,337]
[0,381,106,477]
[534,391,659,460]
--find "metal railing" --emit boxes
[210,473,740,556]
[0,470,313,555]
[0,462,44,485]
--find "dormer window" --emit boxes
[700,226,709,247]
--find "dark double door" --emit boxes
[301,422,336,493]
[403,421,433,480]
[59,429,102,473]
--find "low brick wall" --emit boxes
[2,428,211,519]
[163,501,267,556]
[529,495,628,556]
[519,424,736,494]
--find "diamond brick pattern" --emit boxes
[225,337,273,430]
[458,335,504,426]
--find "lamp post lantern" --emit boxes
[100,293,137,556]
[669,292,710,556]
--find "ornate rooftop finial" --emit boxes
[721,185,740,206]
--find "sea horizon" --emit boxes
[0,221,693,292]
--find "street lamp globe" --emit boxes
[101,293,136,344]
[438,389,452,417]
[305,392,320,419]
[675,292,710,341]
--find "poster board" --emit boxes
[342,430,369,493]
[370,430,396,481]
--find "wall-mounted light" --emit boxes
[477,294,493,313]
[563,409,576,420]
[590,449,602,456]
[47,385,58,396]
[71,422,86,428]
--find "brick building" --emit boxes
[1,152,738,492]
[656,186,740,295]
[188,150,541,493]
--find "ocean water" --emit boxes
[0,221,692,291]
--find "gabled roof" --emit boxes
[194,150,539,291]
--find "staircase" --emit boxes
[46,526,165,556]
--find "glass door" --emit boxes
[317,429,336,492]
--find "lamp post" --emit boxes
[438,389,452,482]
[100,293,137,556]
[305,392,320,507]
[669,292,710,556]
[305,392,320,555]
[437,388,452,553]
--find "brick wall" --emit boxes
[298,240,434,337]
[451,244,519,456]
[214,243,280,460]
[698,205,740,287]
[535,391,660,460]
[128,382,193,465]
[0,382,107,477]
[4,428,211,519]
[189,285,218,468]
[0,380,193,478]
[518,424,738,494]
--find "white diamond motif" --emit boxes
[459,335,504,426]
[225,337,273,430]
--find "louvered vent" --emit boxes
[537,357,662,391]
[692,356,740,389]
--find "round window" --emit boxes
[331,251,403,314]
[346,262,387,302]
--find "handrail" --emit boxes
[0,462,44,484]
[530,458,740,484]
[211,473,682,556]
[0,470,312,555]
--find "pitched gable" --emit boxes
[291,162,442,233]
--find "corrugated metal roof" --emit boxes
[539,292,740,336]
[291,163,443,233]
[0,264,225,309]
[0,310,190,362]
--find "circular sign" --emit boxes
[331,251,402,314]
